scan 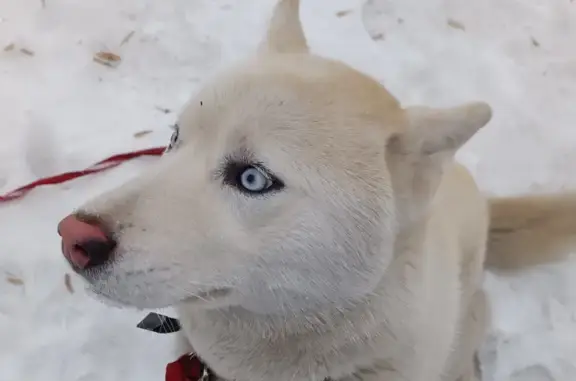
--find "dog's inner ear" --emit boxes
[258,0,309,54]
[390,102,492,159]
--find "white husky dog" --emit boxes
[57,1,576,380]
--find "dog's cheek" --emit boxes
[239,201,388,306]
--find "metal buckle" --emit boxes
[198,366,210,381]
[189,353,211,381]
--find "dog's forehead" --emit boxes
[178,55,404,144]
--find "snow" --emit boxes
[0,0,575,380]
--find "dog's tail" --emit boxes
[486,192,576,270]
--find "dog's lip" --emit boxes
[185,287,231,302]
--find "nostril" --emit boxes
[75,238,117,269]
[58,213,117,270]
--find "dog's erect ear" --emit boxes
[258,0,308,54]
[391,102,492,157]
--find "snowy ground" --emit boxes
[0,0,575,380]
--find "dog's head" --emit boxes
[58,0,492,312]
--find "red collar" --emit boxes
[166,354,212,381]
[166,353,336,381]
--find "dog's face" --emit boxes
[76,55,402,311]
[62,0,492,312]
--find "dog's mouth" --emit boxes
[88,284,233,310]
[183,287,232,303]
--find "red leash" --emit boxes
[0,147,166,203]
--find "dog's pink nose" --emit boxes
[57,214,116,270]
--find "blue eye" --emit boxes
[239,166,272,192]
[222,162,284,196]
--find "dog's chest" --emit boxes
[174,248,460,381]
[176,299,417,381]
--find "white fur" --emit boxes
[65,1,575,381]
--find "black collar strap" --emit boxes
[137,312,182,334]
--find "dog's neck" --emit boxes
[176,223,429,381]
